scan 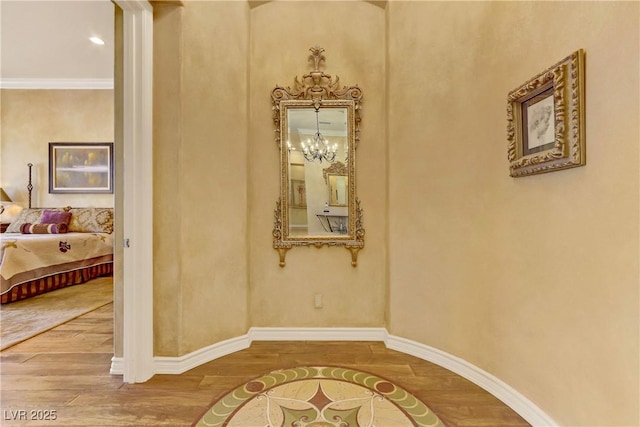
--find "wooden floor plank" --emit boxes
[0,303,530,427]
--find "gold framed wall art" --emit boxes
[507,49,586,177]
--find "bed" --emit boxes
[0,207,114,304]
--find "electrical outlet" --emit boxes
[314,293,323,309]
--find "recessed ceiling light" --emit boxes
[90,36,105,45]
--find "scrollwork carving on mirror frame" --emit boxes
[271,46,365,268]
[322,161,348,184]
[271,46,363,149]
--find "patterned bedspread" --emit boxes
[0,232,114,296]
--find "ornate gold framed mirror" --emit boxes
[272,46,364,267]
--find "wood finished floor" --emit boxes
[1,303,530,426]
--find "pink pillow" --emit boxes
[41,210,72,226]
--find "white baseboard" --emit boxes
[110,327,555,426]
[109,335,250,376]
[110,356,124,375]
[385,334,557,427]
[154,334,251,375]
[248,327,388,342]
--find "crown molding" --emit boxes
[0,78,114,90]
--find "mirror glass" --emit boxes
[328,175,348,206]
[286,106,350,237]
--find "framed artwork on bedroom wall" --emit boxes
[49,142,114,194]
[506,49,586,177]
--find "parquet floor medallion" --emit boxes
[193,366,445,427]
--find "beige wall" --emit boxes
[112,5,124,359]
[152,1,388,358]
[150,1,638,425]
[0,89,114,208]
[387,2,639,426]
[153,2,250,355]
[247,1,387,328]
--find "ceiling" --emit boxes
[1,0,114,88]
[289,108,348,136]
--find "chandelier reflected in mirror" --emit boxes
[296,107,338,163]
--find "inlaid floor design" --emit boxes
[194,366,445,426]
[0,303,530,426]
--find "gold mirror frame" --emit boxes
[272,46,364,267]
[324,162,348,207]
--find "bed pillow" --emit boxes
[41,209,72,226]
[4,208,49,233]
[21,223,68,234]
[68,208,114,234]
